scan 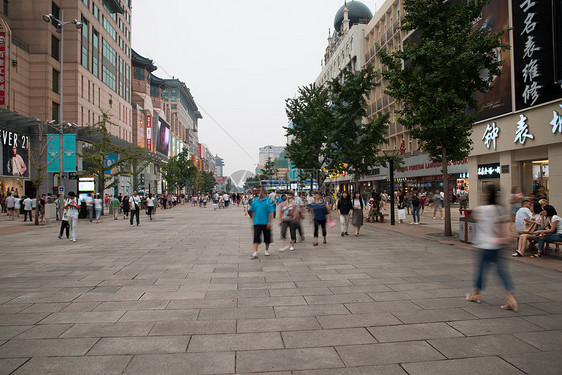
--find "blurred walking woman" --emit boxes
[466,185,517,311]
[351,192,364,236]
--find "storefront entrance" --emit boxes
[521,160,549,198]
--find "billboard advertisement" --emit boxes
[473,0,512,121]
[155,117,170,156]
[513,0,562,110]
[47,134,77,173]
[0,32,6,106]
[146,115,152,151]
[1,128,30,178]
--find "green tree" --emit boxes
[161,148,197,194]
[262,157,277,180]
[285,84,333,190]
[326,65,389,190]
[379,0,509,236]
[80,113,144,198]
[201,171,217,192]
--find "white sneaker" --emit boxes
[289,246,295,251]
[415,222,420,225]
[264,250,270,256]
[279,245,289,252]
[72,239,76,242]
[251,252,258,259]
[410,222,415,225]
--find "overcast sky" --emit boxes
[132,0,383,178]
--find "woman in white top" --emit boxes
[513,202,543,257]
[94,194,103,223]
[532,205,562,258]
[466,185,517,312]
[145,194,155,220]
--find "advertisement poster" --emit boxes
[1,128,30,178]
[0,32,5,106]
[473,0,512,121]
[155,118,170,156]
[513,0,562,110]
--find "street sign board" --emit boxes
[58,186,65,194]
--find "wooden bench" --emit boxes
[368,213,388,223]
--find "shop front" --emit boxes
[468,101,562,209]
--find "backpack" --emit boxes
[412,195,420,206]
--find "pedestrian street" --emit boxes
[0,204,561,374]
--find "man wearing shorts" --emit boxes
[248,186,275,259]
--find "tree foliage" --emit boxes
[80,112,146,196]
[378,0,510,236]
[326,65,389,188]
[161,148,197,193]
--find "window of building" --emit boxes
[2,0,8,15]
[119,19,124,31]
[171,88,178,102]
[125,64,130,102]
[119,37,123,50]
[103,0,117,21]
[52,102,60,122]
[82,0,88,7]
[125,28,129,40]
[125,46,130,57]
[102,16,117,40]
[150,85,159,97]
[134,67,144,80]
[51,34,60,60]
[92,28,99,77]
[52,68,59,93]
[118,57,124,97]
[125,11,130,23]
[81,16,89,68]
[51,2,60,27]
[102,38,117,91]
[93,3,99,19]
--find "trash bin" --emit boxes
[459,218,477,243]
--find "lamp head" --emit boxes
[42,14,53,23]
[72,19,83,29]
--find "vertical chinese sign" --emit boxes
[0,32,6,106]
[146,115,152,152]
[513,0,562,110]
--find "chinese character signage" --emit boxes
[551,105,562,134]
[482,122,500,149]
[514,114,534,144]
[513,0,562,110]
[146,115,152,151]
[1,128,30,178]
[478,163,501,179]
[0,32,6,106]
[473,0,512,121]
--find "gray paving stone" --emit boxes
[166,298,237,309]
[93,300,169,311]
[522,314,562,330]
[329,285,394,294]
[123,352,234,375]
[528,301,562,313]
[268,287,333,297]
[448,317,545,336]
[20,303,68,313]
[197,306,274,320]
[392,308,479,324]
[237,316,321,333]
[60,302,101,312]
[317,313,402,329]
[0,338,98,358]
[118,309,199,322]
[0,326,32,340]
[0,358,29,374]
[88,336,190,355]
[0,304,31,314]
[40,311,126,324]
[514,330,562,351]
[0,313,51,326]
[274,304,350,318]
[368,322,464,342]
[304,293,374,305]
[205,289,270,299]
[336,341,445,366]
[237,296,307,307]
[345,301,422,314]
[294,365,407,375]
[501,351,562,375]
[61,322,155,338]
[188,332,283,352]
[150,320,236,335]
[282,327,376,348]
[429,333,540,358]
[236,347,344,372]
[15,324,72,339]
[402,356,525,375]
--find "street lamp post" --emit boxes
[42,11,82,212]
[382,148,399,225]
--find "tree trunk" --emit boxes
[442,148,452,237]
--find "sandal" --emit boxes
[530,251,543,258]
[501,301,519,312]
[512,250,524,257]
[466,293,481,304]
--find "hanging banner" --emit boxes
[47,134,77,173]
[146,115,152,151]
[1,128,30,178]
[0,32,5,106]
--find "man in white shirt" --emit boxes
[223,193,230,208]
[65,191,80,242]
[514,200,532,234]
[5,193,15,220]
[23,196,33,222]
[129,191,142,226]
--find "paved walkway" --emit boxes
[0,204,561,374]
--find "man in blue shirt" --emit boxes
[248,186,276,259]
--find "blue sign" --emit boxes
[105,154,118,174]
[47,134,77,173]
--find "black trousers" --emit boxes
[314,219,327,237]
[24,210,32,221]
[59,220,69,237]
[130,209,140,225]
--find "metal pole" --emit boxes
[59,10,65,216]
[389,157,395,225]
